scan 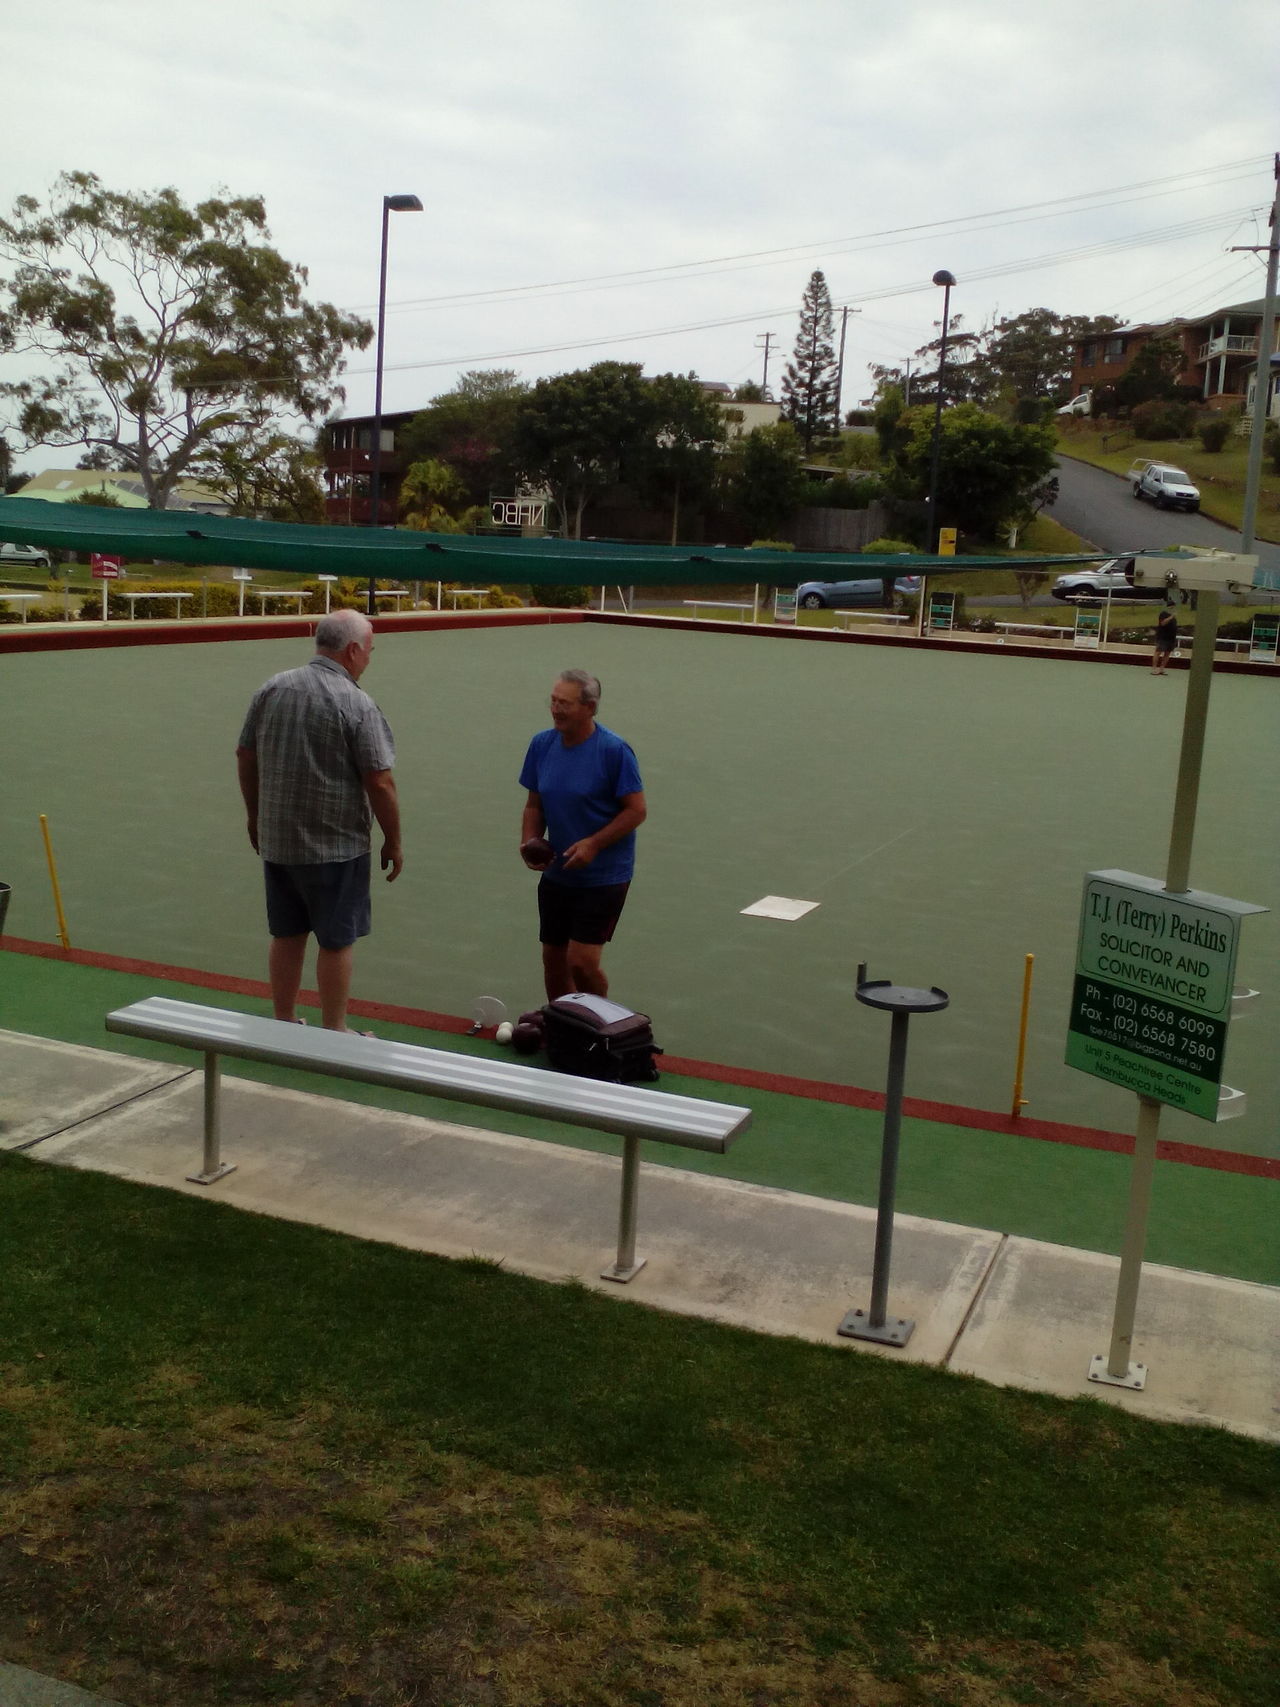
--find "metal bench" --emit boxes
[993,621,1072,643]
[683,600,754,621]
[105,997,752,1283]
[835,610,910,628]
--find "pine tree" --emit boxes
[780,271,838,454]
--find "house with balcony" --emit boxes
[1068,298,1270,412]
[322,411,418,525]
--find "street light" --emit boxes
[367,192,423,616]
[924,269,956,554]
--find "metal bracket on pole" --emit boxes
[838,965,948,1348]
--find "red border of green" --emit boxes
[4,933,1275,1182]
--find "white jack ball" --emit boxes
[495,1021,514,1045]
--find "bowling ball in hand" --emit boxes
[521,836,554,869]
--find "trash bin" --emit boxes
[0,881,9,937]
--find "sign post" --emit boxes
[91,554,123,621]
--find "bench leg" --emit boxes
[187,1052,237,1185]
[601,1134,646,1283]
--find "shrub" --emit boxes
[1130,400,1198,440]
[532,584,591,608]
[748,539,795,552]
[861,538,918,555]
[1196,415,1233,453]
[1265,430,1280,476]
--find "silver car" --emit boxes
[1051,557,1166,602]
[795,572,923,609]
[1,540,52,570]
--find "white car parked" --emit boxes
[1127,460,1200,512]
[0,540,52,570]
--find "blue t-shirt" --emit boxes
[519,723,644,888]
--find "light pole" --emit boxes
[924,269,956,553]
[367,192,423,616]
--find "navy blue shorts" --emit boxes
[537,878,631,947]
[264,854,371,950]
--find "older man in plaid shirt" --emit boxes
[236,609,402,1032]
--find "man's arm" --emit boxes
[235,746,260,854]
[363,769,403,881]
[562,791,647,871]
[520,790,547,865]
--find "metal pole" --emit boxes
[1164,591,1220,894]
[867,1010,910,1327]
[602,1134,646,1282]
[1092,583,1223,1389]
[187,1053,236,1185]
[1238,156,1279,558]
[925,275,955,553]
[367,199,392,617]
[1103,1095,1160,1380]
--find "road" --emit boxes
[1052,455,1280,592]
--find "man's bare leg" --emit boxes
[316,943,356,1031]
[542,943,574,1001]
[268,934,308,1021]
[566,940,608,997]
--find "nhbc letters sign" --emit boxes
[1066,870,1264,1120]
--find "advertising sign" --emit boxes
[91,554,123,579]
[774,589,797,625]
[1065,870,1264,1120]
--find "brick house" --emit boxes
[1068,297,1270,412]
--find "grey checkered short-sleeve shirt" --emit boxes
[238,655,396,865]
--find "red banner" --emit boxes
[91,554,124,579]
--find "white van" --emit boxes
[1056,391,1092,417]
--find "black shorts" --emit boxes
[537,877,631,947]
[264,854,371,950]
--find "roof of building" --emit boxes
[14,471,228,512]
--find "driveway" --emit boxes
[1052,455,1280,593]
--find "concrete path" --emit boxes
[0,1661,124,1706]
[4,1028,1276,1443]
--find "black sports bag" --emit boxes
[540,993,662,1084]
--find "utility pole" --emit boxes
[833,307,862,432]
[902,357,913,407]
[1231,152,1279,558]
[755,331,778,399]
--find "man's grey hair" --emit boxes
[557,668,601,708]
[316,609,372,652]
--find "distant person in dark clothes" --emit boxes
[236,609,402,1031]
[1152,606,1178,675]
[519,669,646,1000]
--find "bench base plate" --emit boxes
[601,1257,647,1284]
[186,1162,237,1186]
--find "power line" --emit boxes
[339,206,1257,380]
[353,156,1268,317]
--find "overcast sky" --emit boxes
[3,0,1278,455]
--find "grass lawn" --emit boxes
[1,1149,1276,1707]
[1055,421,1280,544]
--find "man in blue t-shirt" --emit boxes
[519,668,646,1000]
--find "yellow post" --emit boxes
[1011,953,1034,1116]
[938,527,957,556]
[39,814,72,950]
